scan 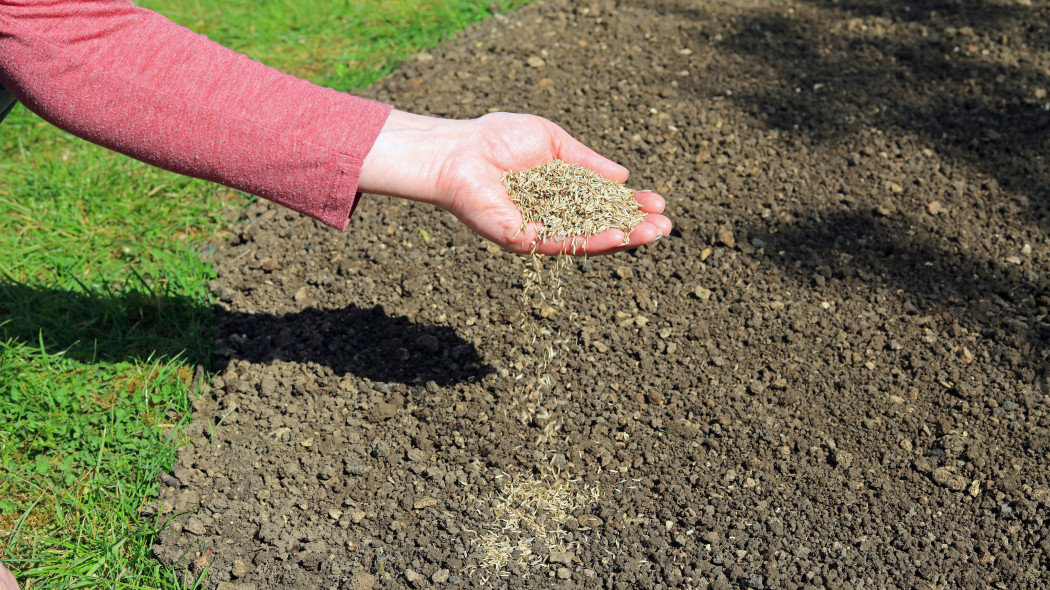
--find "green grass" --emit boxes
[148,0,530,91]
[0,1,529,588]
[0,109,230,589]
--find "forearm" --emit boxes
[0,0,391,229]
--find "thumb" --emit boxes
[548,123,630,184]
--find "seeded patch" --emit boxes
[466,471,599,582]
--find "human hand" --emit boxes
[358,110,672,256]
[0,563,19,590]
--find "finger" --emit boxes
[595,228,664,256]
[643,212,673,238]
[634,190,666,214]
[595,217,674,255]
[518,228,623,257]
[548,122,630,183]
[526,220,661,257]
[527,212,674,256]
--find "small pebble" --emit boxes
[404,568,425,587]
[183,516,206,536]
[549,551,573,565]
[835,451,854,469]
[413,497,438,510]
[932,467,968,491]
[716,226,735,248]
[158,472,181,488]
[577,515,603,529]
[414,335,440,354]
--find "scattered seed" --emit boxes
[501,160,646,422]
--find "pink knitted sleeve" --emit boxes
[0,0,392,230]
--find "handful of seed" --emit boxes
[502,159,645,249]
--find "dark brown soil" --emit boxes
[149,0,1050,588]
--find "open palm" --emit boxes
[360,111,671,256]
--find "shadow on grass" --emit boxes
[0,281,485,386]
[0,279,213,365]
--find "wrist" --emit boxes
[358,110,465,207]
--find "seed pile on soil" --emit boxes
[467,471,599,583]
[150,0,1050,588]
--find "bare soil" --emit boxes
[150,0,1050,588]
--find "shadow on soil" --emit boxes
[0,281,487,386]
[213,304,491,386]
[676,0,1050,219]
[666,0,1050,369]
[743,212,1050,388]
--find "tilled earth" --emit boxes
[150,0,1050,588]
